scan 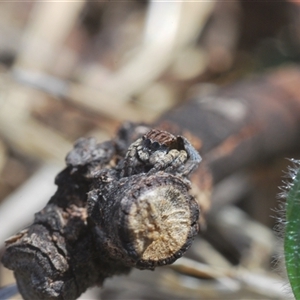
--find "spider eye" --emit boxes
[143,139,151,148]
[176,137,185,150]
[151,142,160,151]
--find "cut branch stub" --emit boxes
[1,123,203,300]
[88,173,199,269]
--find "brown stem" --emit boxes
[159,66,300,183]
[1,125,201,300]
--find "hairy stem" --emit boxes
[284,160,300,300]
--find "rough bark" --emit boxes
[2,124,204,300]
[3,66,300,299]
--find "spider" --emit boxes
[121,129,202,177]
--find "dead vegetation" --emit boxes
[1,1,300,299]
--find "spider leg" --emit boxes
[121,138,143,177]
[180,137,202,177]
[148,150,169,174]
[137,144,150,162]
[165,150,188,173]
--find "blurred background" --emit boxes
[1,1,300,299]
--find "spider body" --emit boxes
[122,129,201,177]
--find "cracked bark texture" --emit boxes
[3,67,300,300]
[1,124,205,300]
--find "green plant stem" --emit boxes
[285,166,300,300]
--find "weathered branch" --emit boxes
[2,124,204,300]
[160,66,300,183]
[3,66,300,299]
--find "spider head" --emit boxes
[142,138,168,154]
[141,129,182,155]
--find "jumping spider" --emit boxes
[121,129,201,177]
